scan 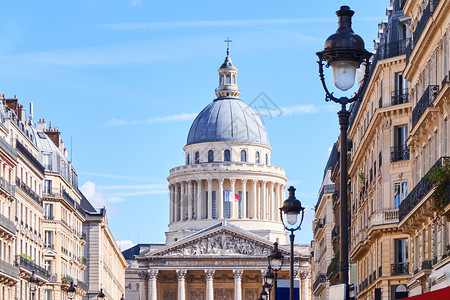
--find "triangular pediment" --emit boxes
[147,222,290,257]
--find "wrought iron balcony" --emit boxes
[412,85,439,128]
[332,225,339,243]
[399,157,450,222]
[76,279,88,291]
[391,262,409,275]
[314,219,325,236]
[15,177,42,206]
[313,274,326,292]
[0,258,19,280]
[391,145,410,162]
[391,89,410,106]
[0,177,15,197]
[318,184,335,203]
[0,213,15,235]
[16,255,50,281]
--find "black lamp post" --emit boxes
[97,289,105,299]
[120,294,125,300]
[316,5,372,299]
[268,242,283,300]
[263,267,274,298]
[259,289,269,300]
[280,186,305,300]
[29,271,39,300]
[68,281,76,299]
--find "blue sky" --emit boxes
[0,1,389,249]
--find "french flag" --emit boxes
[224,190,239,202]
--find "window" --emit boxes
[240,150,247,162]
[44,290,52,300]
[255,151,260,163]
[220,75,224,85]
[394,73,407,104]
[392,125,409,162]
[44,179,52,195]
[266,154,269,165]
[226,75,231,84]
[394,239,409,274]
[394,180,408,208]
[44,231,53,247]
[445,119,448,156]
[211,191,216,218]
[195,151,200,164]
[186,154,190,165]
[44,203,53,219]
[44,260,52,272]
[208,150,214,162]
[224,149,231,162]
[224,191,230,219]
[232,75,236,84]
[43,153,52,170]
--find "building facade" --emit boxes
[398,0,450,296]
[123,49,311,300]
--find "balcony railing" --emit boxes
[318,184,335,203]
[15,177,42,206]
[0,177,15,197]
[313,274,326,292]
[391,145,410,162]
[391,262,409,275]
[314,219,325,236]
[44,244,54,250]
[76,279,88,291]
[369,209,399,227]
[16,255,50,281]
[0,258,19,280]
[391,89,410,106]
[0,213,16,234]
[412,85,439,128]
[399,157,450,221]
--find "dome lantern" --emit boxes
[215,44,240,98]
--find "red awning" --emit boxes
[403,286,450,299]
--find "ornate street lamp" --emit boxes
[259,289,269,300]
[29,271,39,299]
[68,281,76,299]
[280,186,305,300]
[268,242,284,300]
[97,289,105,299]
[316,5,372,299]
[263,267,274,297]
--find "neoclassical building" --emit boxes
[123,49,311,300]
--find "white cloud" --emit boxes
[116,240,136,251]
[78,171,164,182]
[280,104,320,116]
[131,0,142,7]
[107,112,197,126]
[80,181,124,207]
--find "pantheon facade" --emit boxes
[123,49,311,300]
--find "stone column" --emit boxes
[180,182,185,221]
[261,181,267,219]
[207,179,213,219]
[218,179,224,219]
[188,181,193,220]
[197,180,202,220]
[269,182,274,220]
[252,179,257,219]
[149,270,158,300]
[233,269,243,300]
[169,185,174,223]
[230,178,236,219]
[138,271,149,300]
[176,269,187,300]
[300,271,309,300]
[205,269,215,300]
[241,179,247,218]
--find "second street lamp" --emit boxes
[268,242,284,300]
[29,271,39,300]
[316,5,372,299]
[280,186,305,300]
[68,281,76,299]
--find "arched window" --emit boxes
[220,75,224,85]
[255,151,260,164]
[195,151,200,164]
[186,154,190,165]
[208,150,214,162]
[226,75,231,84]
[241,150,247,162]
[266,154,269,165]
[232,75,236,84]
[224,149,231,162]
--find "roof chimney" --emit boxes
[37,119,46,131]
[44,124,61,148]
[18,105,26,122]
[3,99,19,116]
